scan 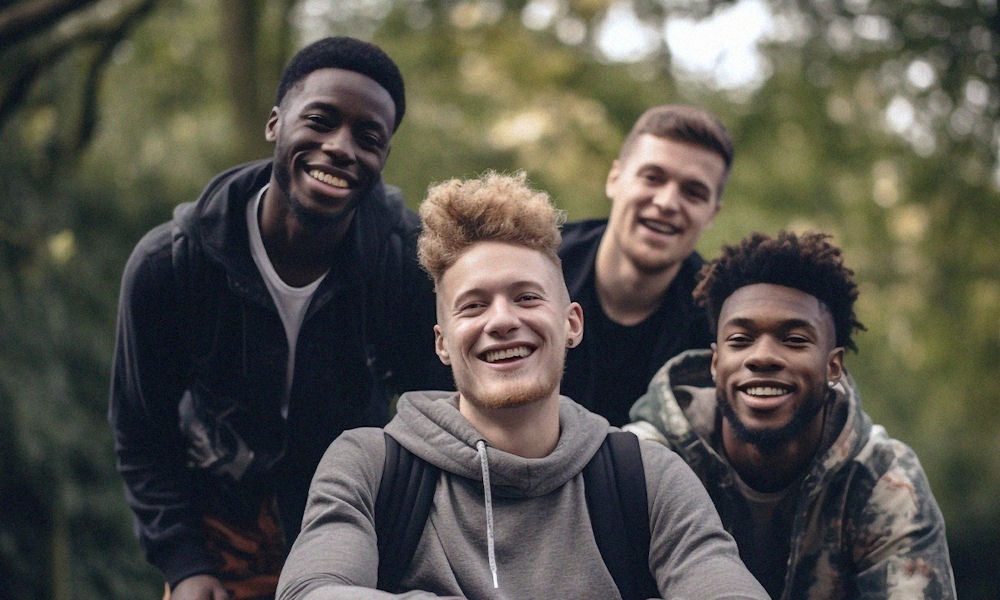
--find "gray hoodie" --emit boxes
[277,391,768,599]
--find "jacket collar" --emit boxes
[631,349,874,492]
[173,160,401,304]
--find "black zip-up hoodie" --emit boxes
[108,160,451,587]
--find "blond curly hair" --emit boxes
[417,171,565,285]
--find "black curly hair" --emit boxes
[694,231,866,352]
[274,36,405,131]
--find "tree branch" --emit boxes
[0,0,99,47]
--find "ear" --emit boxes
[434,324,450,365]
[710,342,719,380]
[265,107,279,142]
[826,347,845,383]
[566,302,584,348]
[605,159,622,200]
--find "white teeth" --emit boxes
[484,346,531,363]
[643,220,679,235]
[744,386,789,397]
[309,169,348,188]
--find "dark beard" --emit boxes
[717,386,832,454]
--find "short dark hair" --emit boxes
[275,36,406,131]
[619,105,734,187]
[694,231,866,352]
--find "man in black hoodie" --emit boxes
[559,105,734,425]
[109,37,449,599]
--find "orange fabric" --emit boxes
[163,498,286,600]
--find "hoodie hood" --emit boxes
[629,348,874,492]
[173,160,419,312]
[171,160,409,299]
[386,391,612,498]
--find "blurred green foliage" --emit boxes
[1,0,997,597]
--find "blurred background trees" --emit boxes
[1,0,997,597]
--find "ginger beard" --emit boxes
[456,349,567,411]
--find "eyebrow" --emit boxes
[451,280,547,305]
[724,316,818,334]
[300,101,389,134]
[636,164,714,191]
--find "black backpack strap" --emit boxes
[583,431,659,600]
[374,431,439,591]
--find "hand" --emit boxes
[169,574,230,600]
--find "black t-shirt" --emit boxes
[558,220,712,426]
[568,297,671,426]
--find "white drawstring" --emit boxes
[476,439,499,589]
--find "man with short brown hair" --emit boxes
[560,104,734,425]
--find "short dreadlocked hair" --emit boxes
[694,231,866,352]
[275,36,406,131]
[418,171,564,287]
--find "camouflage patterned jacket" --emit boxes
[626,349,956,599]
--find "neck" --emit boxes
[721,410,826,493]
[459,396,561,458]
[259,186,353,286]
[594,238,681,325]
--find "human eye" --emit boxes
[515,292,544,305]
[640,171,663,185]
[784,334,813,347]
[724,333,753,347]
[683,183,710,203]
[456,300,486,316]
[356,127,387,150]
[305,113,334,130]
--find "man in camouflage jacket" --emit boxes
[627,231,956,599]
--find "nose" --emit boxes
[651,182,681,212]
[321,127,357,164]
[744,336,785,372]
[484,299,519,337]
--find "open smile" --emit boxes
[736,383,794,410]
[308,169,349,188]
[639,218,681,235]
[480,345,534,364]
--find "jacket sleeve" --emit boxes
[276,429,453,600]
[107,224,216,586]
[640,441,769,599]
[849,435,957,598]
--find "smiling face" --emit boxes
[434,241,583,411]
[711,283,844,452]
[265,68,394,225]
[605,134,725,275]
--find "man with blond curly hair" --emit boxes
[276,172,767,599]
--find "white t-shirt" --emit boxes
[247,185,328,418]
